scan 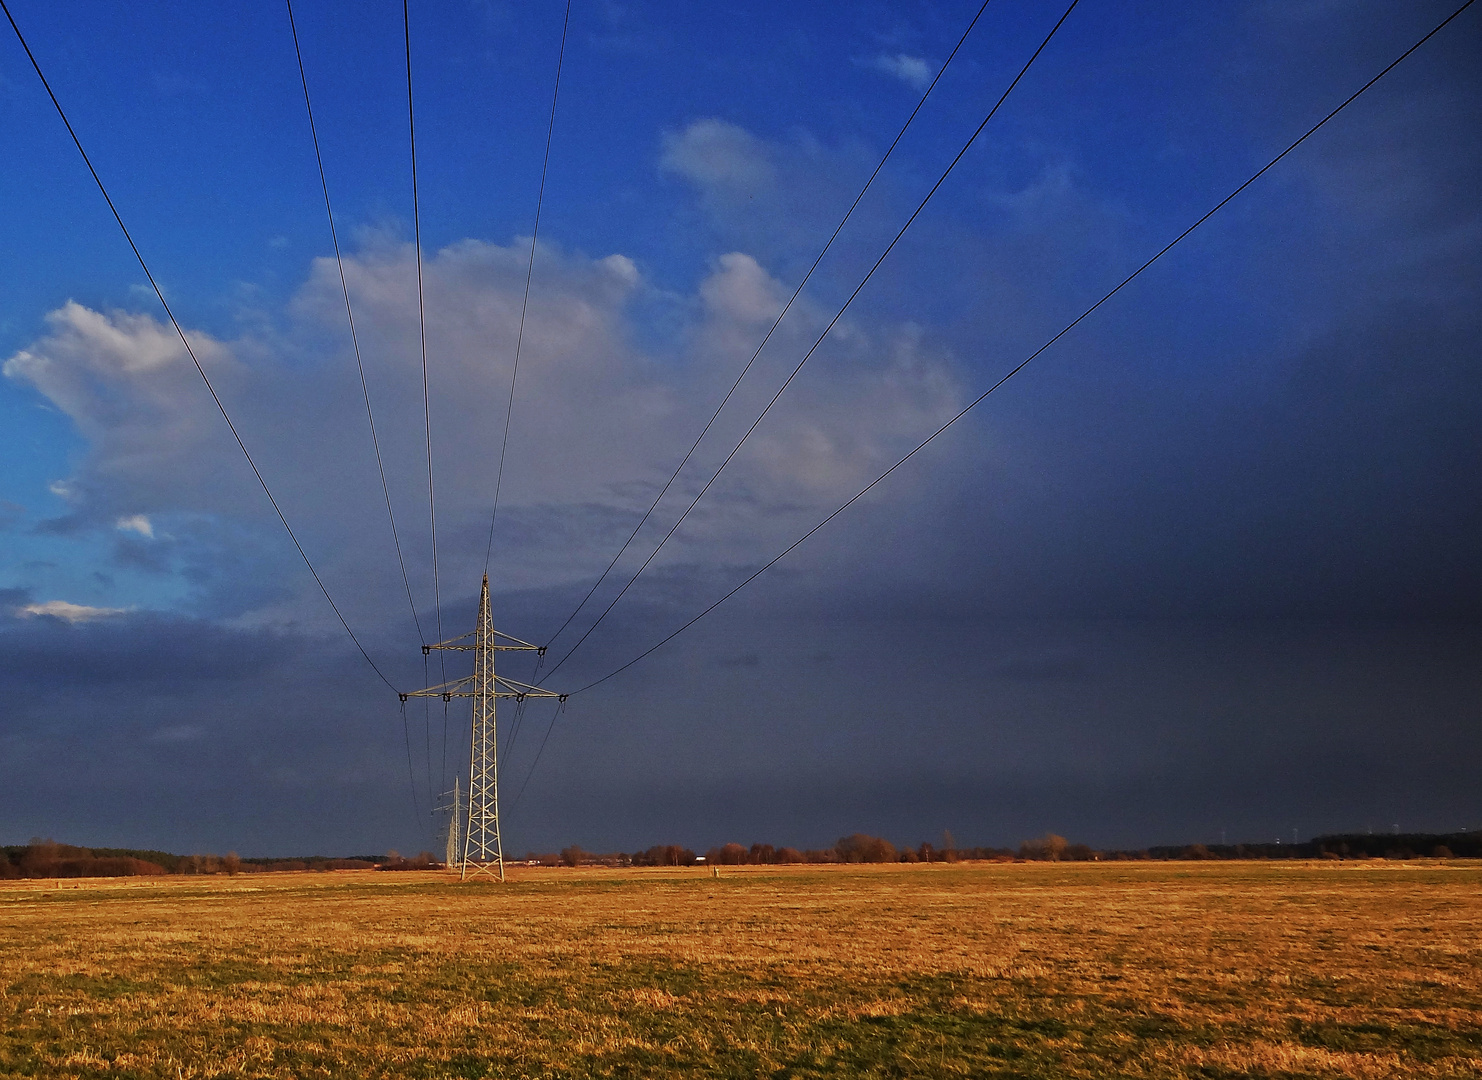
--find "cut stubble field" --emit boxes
[0,861,1478,1078]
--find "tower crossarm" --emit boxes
[493,674,564,698]
[424,629,544,654]
[399,673,565,702]
[399,673,475,700]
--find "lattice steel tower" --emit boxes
[401,574,565,880]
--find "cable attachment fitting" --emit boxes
[399,693,408,703]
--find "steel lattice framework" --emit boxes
[402,575,565,880]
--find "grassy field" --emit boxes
[1,861,1478,1078]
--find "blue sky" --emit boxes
[1,0,1478,855]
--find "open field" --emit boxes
[1,862,1478,1078]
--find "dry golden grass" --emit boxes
[1,861,1478,1077]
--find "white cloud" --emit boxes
[699,253,787,325]
[116,514,154,538]
[660,119,775,198]
[19,600,129,622]
[4,301,236,523]
[601,253,639,287]
[656,119,890,266]
[4,236,961,624]
[863,53,933,91]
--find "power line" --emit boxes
[509,697,563,810]
[561,0,1477,702]
[540,0,1081,684]
[399,699,422,821]
[285,0,425,823]
[403,0,448,812]
[0,0,399,694]
[404,0,446,656]
[484,0,574,573]
[539,0,997,653]
[284,0,425,645]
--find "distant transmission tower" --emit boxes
[402,574,565,880]
[439,777,462,870]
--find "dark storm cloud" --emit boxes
[920,299,1482,622]
[0,609,414,854]
[0,610,295,688]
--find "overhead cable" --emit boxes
[508,697,563,810]
[1,0,399,693]
[484,0,574,572]
[403,0,449,810]
[286,0,425,821]
[540,0,1081,683]
[565,0,1478,701]
[285,0,426,645]
[539,0,998,655]
[403,0,446,656]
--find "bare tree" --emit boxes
[1019,834,1068,861]
[835,834,897,864]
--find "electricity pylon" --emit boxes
[437,777,462,870]
[401,574,565,881]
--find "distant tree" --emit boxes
[634,844,694,867]
[749,843,776,865]
[1183,844,1210,861]
[1064,844,1096,862]
[1019,834,1068,861]
[560,845,586,867]
[1432,845,1454,859]
[775,847,804,864]
[917,842,937,863]
[223,852,242,876]
[20,840,61,877]
[835,834,897,864]
[706,843,748,866]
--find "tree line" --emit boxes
[5,830,1474,879]
[0,840,385,880]
[528,834,1087,867]
[524,830,1481,867]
